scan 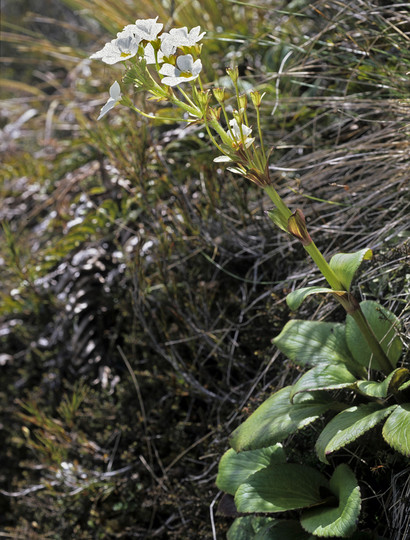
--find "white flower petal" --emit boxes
[109,81,121,100]
[144,42,164,64]
[159,63,178,77]
[117,24,139,39]
[134,17,163,41]
[191,58,202,76]
[176,54,194,72]
[97,81,121,120]
[97,98,117,120]
[169,26,205,46]
[213,155,232,162]
[160,34,178,57]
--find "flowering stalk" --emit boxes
[89,17,393,374]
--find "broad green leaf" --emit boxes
[345,301,403,371]
[216,444,286,495]
[286,287,336,311]
[255,520,315,540]
[329,249,372,291]
[230,387,333,452]
[227,517,273,540]
[301,464,361,538]
[316,403,396,463]
[382,404,410,456]
[291,364,357,401]
[235,464,329,513]
[356,368,410,398]
[273,320,353,368]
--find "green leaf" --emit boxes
[286,287,335,311]
[301,464,361,538]
[234,464,329,513]
[216,444,286,495]
[290,364,357,401]
[345,301,403,371]
[329,249,372,291]
[230,387,333,452]
[255,520,315,540]
[356,368,410,398]
[227,517,273,540]
[315,403,396,463]
[273,320,353,368]
[267,209,288,232]
[382,404,410,456]
[398,380,410,392]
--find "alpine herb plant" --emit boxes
[89,18,408,539]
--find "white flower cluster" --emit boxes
[90,18,205,119]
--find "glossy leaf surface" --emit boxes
[329,249,372,291]
[290,364,357,401]
[227,517,273,540]
[316,403,396,463]
[345,301,402,371]
[382,404,410,456]
[216,444,286,495]
[235,463,329,513]
[273,320,352,368]
[301,464,361,538]
[286,287,335,311]
[230,387,333,452]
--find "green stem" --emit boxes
[304,242,344,290]
[264,185,292,222]
[264,185,393,373]
[350,308,394,374]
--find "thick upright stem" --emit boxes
[264,185,393,374]
[304,241,343,290]
[350,308,394,374]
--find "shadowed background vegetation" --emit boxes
[1,0,409,538]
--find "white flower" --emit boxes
[97,81,121,120]
[90,36,140,64]
[161,26,205,48]
[160,26,205,57]
[160,34,178,57]
[159,54,202,86]
[169,26,206,46]
[143,42,164,65]
[227,119,255,148]
[118,17,163,41]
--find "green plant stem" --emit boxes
[350,308,394,374]
[264,185,393,374]
[264,186,292,222]
[304,241,344,290]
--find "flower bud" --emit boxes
[227,66,239,84]
[213,87,226,103]
[238,93,247,110]
[208,107,221,122]
[196,88,211,111]
[250,90,264,108]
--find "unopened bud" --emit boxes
[213,87,226,103]
[227,66,239,84]
[196,89,211,110]
[287,209,312,246]
[208,107,221,122]
[238,94,247,110]
[250,90,264,108]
